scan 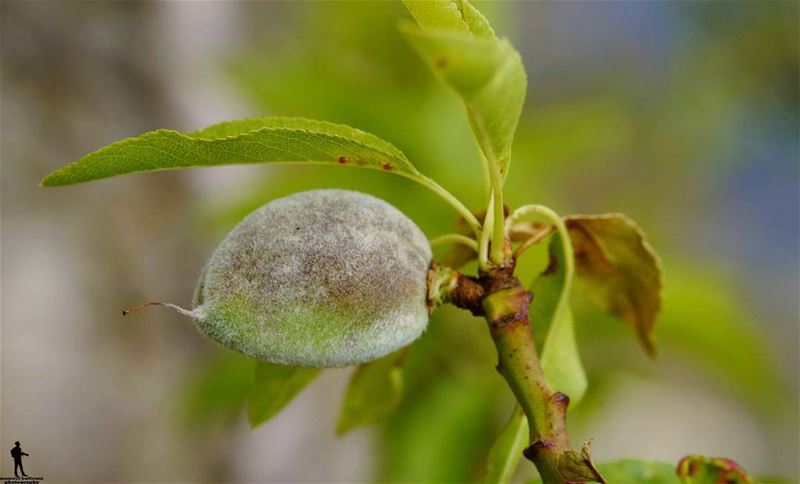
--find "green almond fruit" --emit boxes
[128,189,432,367]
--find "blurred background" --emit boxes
[1,1,797,482]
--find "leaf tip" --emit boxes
[246,405,266,429]
[638,321,658,358]
[334,421,353,436]
[39,172,60,187]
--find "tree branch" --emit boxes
[436,264,605,483]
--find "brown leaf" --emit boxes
[440,242,478,269]
[511,222,553,258]
[564,214,663,356]
[509,221,549,242]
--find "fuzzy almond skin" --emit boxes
[193,189,432,367]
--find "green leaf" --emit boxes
[41,116,421,186]
[401,25,526,180]
[381,372,498,483]
[598,460,676,482]
[403,0,495,38]
[403,0,471,33]
[529,235,567,347]
[677,455,754,483]
[336,349,408,435]
[485,406,527,484]
[540,306,585,404]
[565,214,664,356]
[454,0,496,38]
[175,353,254,433]
[595,459,677,483]
[529,235,588,405]
[247,361,320,428]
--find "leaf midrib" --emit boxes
[42,124,419,187]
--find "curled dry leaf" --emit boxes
[557,441,606,484]
[564,214,664,356]
[676,455,753,483]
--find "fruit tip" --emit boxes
[121,301,198,319]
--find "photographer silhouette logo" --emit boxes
[1,442,42,484]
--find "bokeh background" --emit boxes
[2,1,798,482]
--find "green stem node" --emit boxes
[439,265,604,483]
